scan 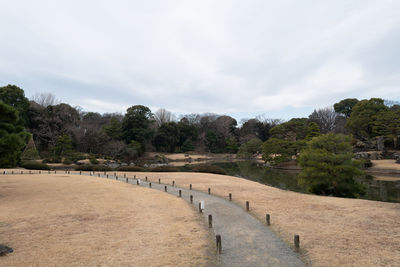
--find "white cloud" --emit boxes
[0,0,399,120]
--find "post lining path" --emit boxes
[3,170,306,267]
[102,173,305,267]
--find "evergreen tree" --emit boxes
[0,102,30,167]
[298,133,365,197]
[21,135,40,160]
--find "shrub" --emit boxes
[89,157,99,165]
[150,166,179,172]
[43,157,62,163]
[20,160,50,170]
[191,164,227,175]
[117,166,145,172]
[63,158,73,165]
[360,159,372,168]
[68,152,86,163]
[75,165,112,172]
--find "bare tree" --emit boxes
[255,115,283,127]
[154,108,175,127]
[308,106,337,134]
[179,113,202,125]
[31,92,60,107]
[214,115,237,139]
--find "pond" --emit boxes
[193,161,400,203]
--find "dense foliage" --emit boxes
[298,133,365,197]
[0,102,30,167]
[19,160,50,170]
[2,83,400,194]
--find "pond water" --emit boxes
[199,161,400,203]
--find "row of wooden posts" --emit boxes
[117,173,299,253]
[2,169,300,253]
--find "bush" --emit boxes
[43,157,62,163]
[63,158,73,165]
[117,166,145,172]
[150,166,179,172]
[68,152,86,163]
[75,165,112,172]
[191,164,227,175]
[361,159,372,168]
[89,157,99,165]
[20,160,50,170]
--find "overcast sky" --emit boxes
[1,0,399,120]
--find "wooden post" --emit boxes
[190,184,192,190]
[229,193,232,201]
[208,214,212,228]
[172,180,175,187]
[246,201,250,211]
[12,170,14,174]
[266,214,270,226]
[134,175,136,179]
[124,173,126,178]
[107,174,109,178]
[216,235,222,254]
[54,170,56,174]
[80,171,82,175]
[190,195,193,204]
[208,188,211,195]
[149,182,152,188]
[114,172,116,176]
[198,202,202,213]
[104,171,106,175]
[39,170,41,174]
[145,176,147,181]
[98,173,100,177]
[165,186,167,192]
[179,190,182,197]
[294,235,300,252]
[116,176,118,180]
[159,178,161,184]
[21,171,23,174]
[126,177,128,183]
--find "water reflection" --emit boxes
[204,161,400,203]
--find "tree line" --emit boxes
[1,85,400,166]
[1,84,400,197]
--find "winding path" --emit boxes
[5,170,305,266]
[100,173,305,267]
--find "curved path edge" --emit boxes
[3,170,306,267]
[99,173,305,267]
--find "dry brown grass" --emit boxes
[371,159,400,170]
[119,172,400,267]
[0,174,215,266]
[373,176,400,181]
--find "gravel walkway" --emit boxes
[100,173,305,267]
[7,171,305,266]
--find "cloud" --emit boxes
[0,0,399,120]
